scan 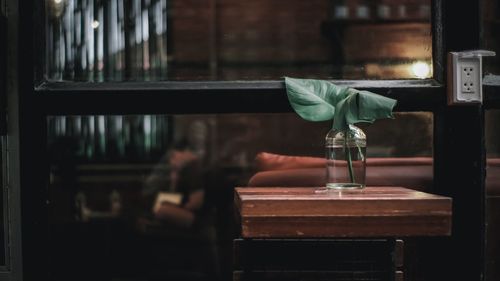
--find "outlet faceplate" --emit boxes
[447,50,495,105]
[459,59,480,95]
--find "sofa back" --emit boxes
[248,152,433,191]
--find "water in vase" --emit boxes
[326,145,366,189]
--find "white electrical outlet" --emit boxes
[459,59,480,95]
[448,50,495,105]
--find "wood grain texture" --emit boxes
[235,187,452,238]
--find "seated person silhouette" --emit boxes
[141,139,206,230]
[137,140,218,280]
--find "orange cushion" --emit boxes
[248,166,433,191]
[252,152,500,194]
[250,152,435,191]
[255,152,325,171]
[255,152,433,171]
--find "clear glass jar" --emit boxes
[325,125,366,189]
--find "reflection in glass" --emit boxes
[486,110,500,281]
[47,112,433,281]
[47,115,171,162]
[47,0,168,81]
[46,0,432,81]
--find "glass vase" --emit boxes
[325,125,366,189]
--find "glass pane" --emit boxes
[486,110,500,281]
[45,0,432,81]
[482,0,500,75]
[47,112,432,281]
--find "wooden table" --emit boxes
[233,187,452,281]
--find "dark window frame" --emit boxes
[0,2,6,269]
[35,79,443,115]
[11,1,492,281]
[33,0,446,115]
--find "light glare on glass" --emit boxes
[411,61,431,79]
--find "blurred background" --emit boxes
[46,112,433,281]
[39,0,500,280]
[45,0,432,81]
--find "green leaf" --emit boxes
[284,77,345,122]
[333,89,397,131]
[357,90,397,121]
[284,77,397,131]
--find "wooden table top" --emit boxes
[235,186,452,238]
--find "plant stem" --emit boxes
[345,130,355,183]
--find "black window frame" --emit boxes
[8,0,493,281]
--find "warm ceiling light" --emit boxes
[411,61,431,79]
[54,0,62,4]
[92,20,100,29]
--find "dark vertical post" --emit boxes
[209,0,218,79]
[431,0,444,83]
[0,0,6,136]
[103,0,110,81]
[0,0,7,267]
[17,0,49,280]
[433,1,484,281]
[124,0,132,80]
